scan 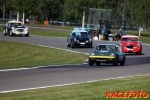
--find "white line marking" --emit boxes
[0,74,150,93]
[0,63,87,72]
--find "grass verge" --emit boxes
[1,26,150,44]
[0,40,87,69]
[0,75,150,100]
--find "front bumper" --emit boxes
[12,29,28,35]
[74,41,92,47]
[89,56,115,63]
[122,46,141,53]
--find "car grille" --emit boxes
[79,40,86,42]
[16,29,24,32]
[126,45,134,49]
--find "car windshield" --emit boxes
[107,45,116,51]
[96,45,117,51]
[121,38,138,42]
[80,32,88,36]
[10,23,22,26]
[74,32,88,36]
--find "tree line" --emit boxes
[0,0,150,28]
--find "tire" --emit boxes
[136,49,142,55]
[3,29,6,36]
[113,56,118,66]
[10,30,13,36]
[25,32,29,37]
[96,62,101,66]
[89,59,94,66]
[70,41,74,48]
[120,56,125,65]
[67,40,70,47]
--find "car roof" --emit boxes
[121,35,139,39]
[97,44,118,46]
[8,20,22,24]
[71,30,88,33]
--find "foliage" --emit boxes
[1,0,150,28]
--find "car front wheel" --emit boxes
[3,30,6,36]
[25,32,29,37]
[70,41,74,48]
[67,40,70,47]
[10,30,13,36]
[89,59,94,66]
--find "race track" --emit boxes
[0,33,150,93]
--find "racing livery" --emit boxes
[67,28,92,48]
[88,44,125,66]
[3,20,29,36]
[119,35,142,54]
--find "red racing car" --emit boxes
[119,35,142,55]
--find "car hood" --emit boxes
[76,35,90,40]
[121,41,139,46]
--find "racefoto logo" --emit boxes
[106,91,148,98]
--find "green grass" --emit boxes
[30,30,70,37]
[0,75,150,100]
[0,40,87,69]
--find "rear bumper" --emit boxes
[89,56,115,63]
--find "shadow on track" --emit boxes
[40,56,150,69]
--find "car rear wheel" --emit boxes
[120,56,125,65]
[89,59,94,66]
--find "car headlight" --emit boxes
[90,53,95,56]
[110,53,114,56]
[12,27,16,32]
[12,27,15,30]
[120,44,123,46]
[89,39,92,41]
[137,44,141,47]
[74,38,76,41]
[25,27,29,31]
[86,40,89,43]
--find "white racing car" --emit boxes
[3,20,29,37]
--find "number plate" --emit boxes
[80,43,85,44]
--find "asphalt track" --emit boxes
[0,31,150,93]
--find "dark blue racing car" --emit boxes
[67,29,92,48]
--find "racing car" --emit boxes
[119,35,142,54]
[67,28,92,48]
[88,44,125,66]
[3,20,29,36]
